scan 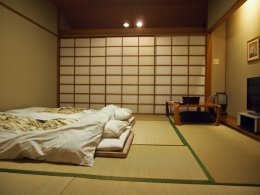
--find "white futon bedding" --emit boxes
[97,127,132,151]
[0,105,135,166]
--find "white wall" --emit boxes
[0,0,58,111]
[0,0,57,34]
[226,0,260,116]
[207,0,240,30]
[211,21,226,95]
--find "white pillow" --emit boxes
[114,108,133,120]
[100,105,120,120]
[103,120,128,138]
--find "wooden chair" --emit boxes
[173,96,221,125]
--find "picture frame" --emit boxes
[247,37,259,62]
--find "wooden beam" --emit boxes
[206,33,212,97]
[60,27,206,37]
[208,0,246,33]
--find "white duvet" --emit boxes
[0,105,134,166]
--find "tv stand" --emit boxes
[247,111,260,116]
[237,112,260,133]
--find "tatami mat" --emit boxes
[1,115,259,194]
[177,124,260,185]
[132,120,183,145]
[1,172,259,195]
[135,114,169,121]
[62,178,260,195]
[0,172,72,195]
[0,145,207,181]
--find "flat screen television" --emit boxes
[247,76,260,115]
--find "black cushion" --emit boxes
[182,96,200,104]
[179,111,216,123]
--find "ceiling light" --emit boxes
[123,22,130,28]
[136,21,143,27]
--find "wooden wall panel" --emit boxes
[75,57,89,65]
[59,35,206,114]
[60,85,73,93]
[60,39,74,47]
[123,37,138,46]
[107,57,121,65]
[60,48,74,56]
[75,48,90,56]
[172,46,188,55]
[75,38,90,47]
[75,85,89,93]
[107,47,122,55]
[75,76,89,84]
[172,56,188,65]
[172,37,188,45]
[106,85,121,94]
[107,37,122,46]
[139,47,154,55]
[60,57,74,65]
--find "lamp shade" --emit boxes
[215,93,227,104]
[214,92,228,114]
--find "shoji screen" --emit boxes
[59,35,206,114]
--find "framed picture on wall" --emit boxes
[247,37,259,62]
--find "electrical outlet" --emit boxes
[213,58,219,65]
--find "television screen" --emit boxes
[247,77,260,114]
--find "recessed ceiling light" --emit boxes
[136,21,143,27]
[123,22,130,28]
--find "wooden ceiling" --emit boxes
[52,0,208,29]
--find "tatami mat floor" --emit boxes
[0,115,260,195]
[1,172,260,195]
[132,120,183,145]
[178,124,260,184]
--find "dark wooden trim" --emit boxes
[153,37,157,113]
[73,39,76,107]
[57,10,60,107]
[187,36,190,96]
[137,37,140,113]
[207,0,246,33]
[170,37,173,98]
[105,38,107,106]
[205,33,212,97]
[57,41,61,107]
[0,1,57,37]
[60,28,206,37]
